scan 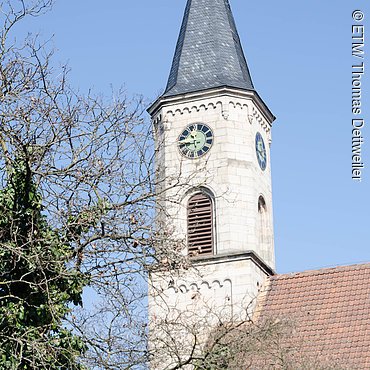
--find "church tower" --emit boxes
[148,0,275,366]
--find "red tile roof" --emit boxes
[254,263,370,369]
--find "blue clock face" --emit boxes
[178,123,214,159]
[255,132,267,171]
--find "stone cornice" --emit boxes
[191,250,275,277]
[148,87,276,126]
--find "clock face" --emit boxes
[255,132,267,170]
[178,123,214,159]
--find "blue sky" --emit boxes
[16,0,369,273]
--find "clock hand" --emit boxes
[179,137,195,145]
[257,146,265,155]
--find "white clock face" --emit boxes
[255,132,267,170]
[178,123,214,159]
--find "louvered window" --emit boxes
[187,193,213,257]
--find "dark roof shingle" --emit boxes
[163,0,254,97]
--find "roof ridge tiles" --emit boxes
[270,262,370,281]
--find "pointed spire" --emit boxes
[163,0,254,97]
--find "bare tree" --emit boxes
[0,0,178,368]
[150,300,352,370]
[194,317,350,370]
[2,3,347,370]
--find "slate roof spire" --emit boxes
[163,0,255,97]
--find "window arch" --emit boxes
[187,192,214,257]
[258,196,267,213]
[258,195,268,244]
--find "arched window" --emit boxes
[258,196,267,213]
[258,196,268,244]
[187,192,214,257]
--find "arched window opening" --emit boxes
[187,192,214,257]
[258,196,268,244]
[258,196,267,213]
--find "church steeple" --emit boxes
[148,3,276,367]
[163,0,254,97]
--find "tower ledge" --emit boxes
[148,86,275,127]
[191,250,275,277]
